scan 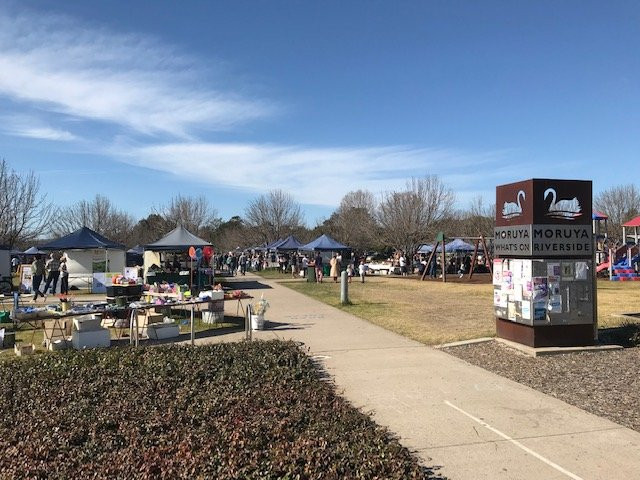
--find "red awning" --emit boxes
[622,215,640,227]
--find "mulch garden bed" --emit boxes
[0,341,443,480]
[444,340,640,432]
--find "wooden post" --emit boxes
[420,242,439,281]
[480,235,492,275]
[468,238,480,280]
[441,239,447,283]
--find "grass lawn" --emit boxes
[257,270,640,345]
[0,341,438,479]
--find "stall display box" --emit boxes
[72,328,111,350]
[146,322,180,340]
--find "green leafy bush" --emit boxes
[0,341,439,479]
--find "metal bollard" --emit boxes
[245,304,253,341]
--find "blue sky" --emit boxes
[0,1,638,225]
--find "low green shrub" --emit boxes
[0,341,438,479]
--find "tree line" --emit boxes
[1,159,636,254]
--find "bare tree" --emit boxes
[129,214,173,246]
[330,190,379,253]
[594,184,640,241]
[378,175,455,254]
[460,196,495,238]
[244,189,304,244]
[154,195,218,236]
[53,194,135,243]
[0,159,54,248]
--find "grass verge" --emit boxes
[257,272,640,345]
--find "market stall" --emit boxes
[143,225,213,288]
[299,234,351,280]
[39,227,126,293]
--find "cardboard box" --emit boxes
[14,343,34,356]
[146,323,180,340]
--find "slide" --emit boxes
[596,261,609,273]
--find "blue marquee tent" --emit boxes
[300,234,350,251]
[144,225,211,251]
[444,238,477,252]
[265,238,284,250]
[39,226,125,251]
[275,235,304,251]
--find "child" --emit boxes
[358,261,366,283]
[347,263,354,283]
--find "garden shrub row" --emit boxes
[0,341,438,479]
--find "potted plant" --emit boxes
[251,294,270,330]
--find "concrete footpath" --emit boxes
[198,275,640,480]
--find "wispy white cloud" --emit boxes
[5,125,77,141]
[120,141,507,207]
[0,7,274,138]
[0,114,78,141]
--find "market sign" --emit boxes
[496,179,592,228]
[495,178,593,258]
[494,225,592,257]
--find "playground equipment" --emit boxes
[420,233,492,282]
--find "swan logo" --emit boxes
[501,190,525,220]
[544,187,582,220]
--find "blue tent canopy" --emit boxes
[144,225,211,251]
[265,238,284,250]
[419,239,480,253]
[300,234,350,251]
[39,227,125,251]
[443,238,477,252]
[23,246,45,255]
[127,245,144,255]
[417,244,433,254]
[275,235,304,251]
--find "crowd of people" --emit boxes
[30,253,69,301]
[211,250,371,283]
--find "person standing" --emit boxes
[399,253,407,276]
[59,257,69,295]
[358,260,366,283]
[329,254,340,283]
[43,253,61,295]
[301,254,309,278]
[314,252,324,283]
[31,255,46,301]
[11,256,19,273]
[347,262,354,283]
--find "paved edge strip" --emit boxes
[444,400,584,480]
[433,337,495,349]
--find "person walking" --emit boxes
[43,253,61,295]
[31,255,46,301]
[358,260,366,283]
[59,257,69,295]
[329,254,340,283]
[239,252,247,276]
[314,252,324,283]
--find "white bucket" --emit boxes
[251,313,265,330]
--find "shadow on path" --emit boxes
[222,279,273,290]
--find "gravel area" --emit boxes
[444,341,640,432]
